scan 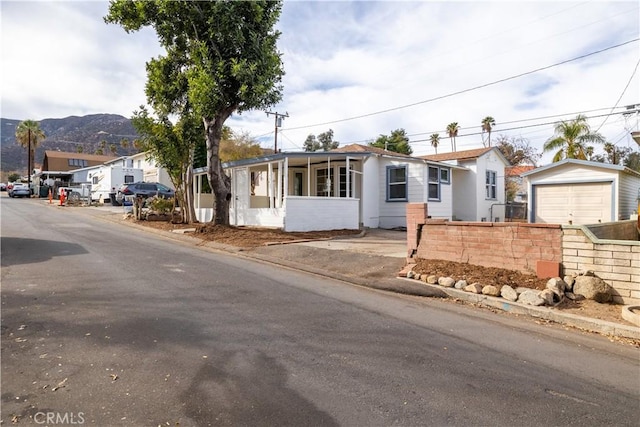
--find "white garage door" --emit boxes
[534,182,612,225]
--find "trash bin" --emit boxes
[123,195,134,213]
[109,192,121,206]
[39,186,50,198]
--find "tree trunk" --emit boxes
[204,114,233,225]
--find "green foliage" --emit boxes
[15,120,46,174]
[303,129,339,152]
[147,195,174,214]
[220,130,264,162]
[481,116,496,147]
[8,173,20,182]
[429,133,440,153]
[106,0,285,225]
[446,122,459,151]
[543,115,605,162]
[369,129,412,155]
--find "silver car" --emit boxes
[9,183,31,198]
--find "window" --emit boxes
[428,166,440,201]
[386,165,408,201]
[439,168,450,184]
[339,166,353,198]
[316,168,333,197]
[92,176,99,185]
[486,170,497,199]
[124,175,135,184]
[67,159,87,168]
[293,172,303,196]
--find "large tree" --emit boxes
[494,135,540,166]
[430,133,440,154]
[543,115,605,162]
[15,120,45,189]
[303,129,339,152]
[446,122,459,152]
[106,0,285,225]
[369,129,412,155]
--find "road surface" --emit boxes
[1,195,638,426]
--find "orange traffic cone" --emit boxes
[48,188,52,204]
[59,189,66,206]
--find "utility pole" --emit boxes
[266,111,288,153]
[27,128,31,193]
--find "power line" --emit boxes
[595,57,640,133]
[282,38,639,132]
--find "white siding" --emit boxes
[284,197,359,231]
[451,168,475,221]
[475,151,506,222]
[361,157,380,228]
[619,172,640,220]
[377,159,424,229]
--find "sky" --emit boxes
[2,0,639,164]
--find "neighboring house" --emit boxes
[41,150,115,173]
[128,151,173,188]
[522,159,640,225]
[421,147,510,222]
[505,165,535,202]
[192,144,465,231]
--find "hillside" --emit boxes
[1,114,141,174]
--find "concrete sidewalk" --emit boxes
[71,203,640,340]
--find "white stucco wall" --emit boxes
[284,197,359,231]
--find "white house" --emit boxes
[128,151,173,188]
[422,147,510,222]
[192,144,466,231]
[522,159,640,225]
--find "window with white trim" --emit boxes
[428,166,440,201]
[386,165,407,201]
[485,170,497,199]
[316,168,333,197]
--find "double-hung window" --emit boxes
[386,165,407,201]
[485,170,497,199]
[316,168,333,197]
[428,166,440,201]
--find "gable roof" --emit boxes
[506,165,536,177]
[420,147,493,162]
[521,158,640,178]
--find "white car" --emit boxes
[9,183,30,198]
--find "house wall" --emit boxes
[452,168,475,221]
[284,197,359,232]
[619,172,640,220]
[361,157,380,228]
[474,152,506,222]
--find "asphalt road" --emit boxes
[1,195,639,426]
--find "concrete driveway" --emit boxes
[294,228,407,258]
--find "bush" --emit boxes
[147,196,174,214]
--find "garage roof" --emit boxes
[522,158,640,178]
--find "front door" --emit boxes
[234,168,249,225]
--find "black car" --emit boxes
[116,182,175,202]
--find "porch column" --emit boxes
[268,162,274,208]
[283,157,289,208]
[277,161,283,208]
[307,156,311,196]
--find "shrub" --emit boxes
[147,196,174,214]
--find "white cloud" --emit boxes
[2,0,638,165]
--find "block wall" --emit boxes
[562,228,640,305]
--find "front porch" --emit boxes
[193,153,365,231]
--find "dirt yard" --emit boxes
[132,219,636,332]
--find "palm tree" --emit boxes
[481,116,495,147]
[543,115,605,162]
[15,120,46,190]
[430,133,440,154]
[446,122,459,151]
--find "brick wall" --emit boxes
[562,227,640,305]
[586,220,639,241]
[414,220,562,275]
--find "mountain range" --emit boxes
[1,114,141,174]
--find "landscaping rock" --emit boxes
[438,277,456,288]
[546,277,566,298]
[482,285,500,296]
[426,275,438,284]
[540,288,556,306]
[573,276,612,303]
[578,269,595,277]
[454,280,467,290]
[563,275,575,291]
[564,292,584,301]
[515,287,531,295]
[500,285,518,302]
[464,283,483,294]
[518,290,545,306]
[407,271,415,279]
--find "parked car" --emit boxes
[116,182,175,202]
[8,183,30,198]
[0,182,6,191]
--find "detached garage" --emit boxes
[523,159,640,225]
